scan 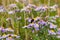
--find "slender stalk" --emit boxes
[22,1,28,40]
[48,0,50,16]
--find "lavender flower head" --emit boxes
[35,5,47,12]
[56,28,60,35]
[9,4,17,8]
[1,29,6,33]
[38,20,47,26]
[0,6,6,12]
[26,17,32,22]
[27,23,34,28]
[33,23,39,31]
[48,30,56,35]
[49,23,57,29]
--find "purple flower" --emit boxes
[0,6,6,12]
[27,23,34,28]
[32,30,34,33]
[35,5,47,12]
[49,23,57,29]
[38,20,47,26]
[33,23,39,31]
[9,4,17,8]
[14,9,20,12]
[8,11,15,14]
[27,4,37,9]
[1,29,6,33]
[48,30,56,35]
[56,28,60,35]
[26,18,32,22]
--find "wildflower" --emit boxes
[0,6,4,9]
[8,11,15,14]
[56,28,60,35]
[9,34,20,38]
[49,23,57,29]
[48,30,56,35]
[17,17,21,20]
[0,34,9,39]
[34,17,40,22]
[27,4,37,9]
[35,5,47,12]
[33,23,39,31]
[27,23,34,28]
[49,19,56,23]
[14,34,20,38]
[49,4,58,11]
[0,36,2,39]
[5,27,14,32]
[21,8,31,13]
[0,27,6,33]
[1,29,6,33]
[9,4,17,8]
[14,9,20,12]
[38,20,47,26]
[32,30,34,33]
[0,6,6,12]
[6,35,14,40]
[0,27,3,30]
[57,35,60,38]
[0,8,6,12]
[6,18,12,21]
[25,17,32,22]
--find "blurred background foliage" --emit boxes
[0,0,60,40]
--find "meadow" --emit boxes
[0,0,60,40]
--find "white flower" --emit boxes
[50,20,56,23]
[8,11,15,14]
[5,28,14,32]
[21,7,30,13]
[57,35,60,38]
[0,9,5,12]
[6,18,11,21]
[49,4,58,11]
[16,36,20,38]
[17,17,21,20]
[27,4,37,8]
[0,6,6,12]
